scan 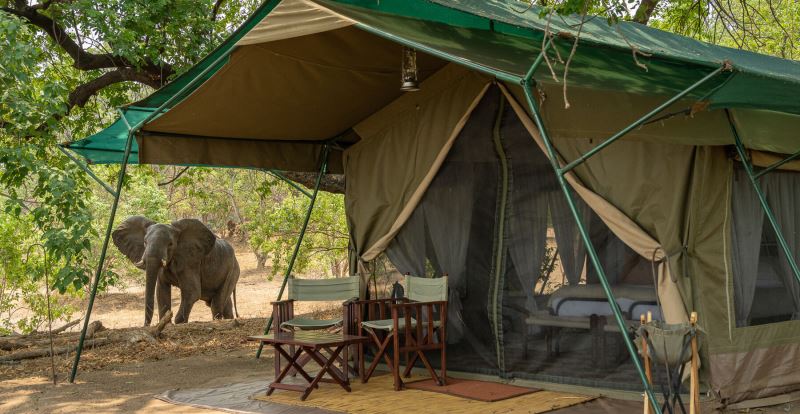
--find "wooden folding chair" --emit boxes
[357,275,448,391]
[271,276,360,378]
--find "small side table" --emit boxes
[249,331,369,401]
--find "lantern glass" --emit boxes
[401,47,419,92]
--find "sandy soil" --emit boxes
[0,319,273,413]
[0,243,337,413]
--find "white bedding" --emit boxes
[552,298,661,320]
[549,284,662,320]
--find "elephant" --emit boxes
[112,216,240,326]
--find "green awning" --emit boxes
[64,0,800,167]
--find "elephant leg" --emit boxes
[210,294,234,320]
[222,298,234,319]
[210,296,224,320]
[175,287,199,324]
[156,280,172,321]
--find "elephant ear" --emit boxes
[171,218,216,271]
[112,216,156,264]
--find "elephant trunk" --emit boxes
[143,258,161,326]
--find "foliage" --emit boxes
[532,0,799,60]
[0,213,75,335]
[242,175,350,280]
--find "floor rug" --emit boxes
[254,374,595,414]
[404,376,540,402]
[156,379,337,414]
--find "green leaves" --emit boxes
[0,144,95,294]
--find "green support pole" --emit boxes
[57,145,118,197]
[727,110,800,287]
[753,147,800,180]
[69,113,135,383]
[263,170,313,198]
[560,66,726,175]
[521,62,662,414]
[256,145,330,358]
[70,33,245,380]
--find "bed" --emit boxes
[525,284,661,367]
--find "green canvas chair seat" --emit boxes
[361,318,442,331]
[281,316,344,330]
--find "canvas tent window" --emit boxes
[731,167,800,327]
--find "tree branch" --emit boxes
[279,172,345,195]
[68,68,161,108]
[211,0,226,22]
[0,3,172,76]
[633,0,660,24]
[158,167,190,186]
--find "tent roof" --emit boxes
[64,0,800,168]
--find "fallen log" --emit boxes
[49,319,82,335]
[85,320,105,339]
[0,319,84,351]
[0,312,172,362]
[0,338,111,362]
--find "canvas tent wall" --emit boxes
[62,0,800,407]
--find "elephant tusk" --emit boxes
[161,259,167,268]
[134,260,145,269]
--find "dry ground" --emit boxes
[0,244,337,413]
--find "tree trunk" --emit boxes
[255,252,268,270]
[633,0,659,24]
[280,172,345,194]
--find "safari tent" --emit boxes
[62,0,800,409]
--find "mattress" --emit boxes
[548,284,662,320]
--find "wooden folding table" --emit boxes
[249,331,369,401]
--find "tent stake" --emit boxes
[57,145,117,197]
[68,111,135,383]
[559,66,726,175]
[522,63,662,414]
[728,110,800,287]
[256,145,330,358]
[753,147,800,179]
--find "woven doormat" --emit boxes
[254,374,595,414]
[404,377,539,402]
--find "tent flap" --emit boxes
[344,63,491,260]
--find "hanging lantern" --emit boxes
[400,46,420,92]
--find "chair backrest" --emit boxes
[405,275,448,302]
[287,276,360,302]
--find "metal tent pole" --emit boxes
[727,110,800,286]
[57,145,117,197]
[521,54,663,414]
[560,66,725,175]
[69,111,135,383]
[263,170,313,198]
[753,147,800,180]
[256,145,330,358]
